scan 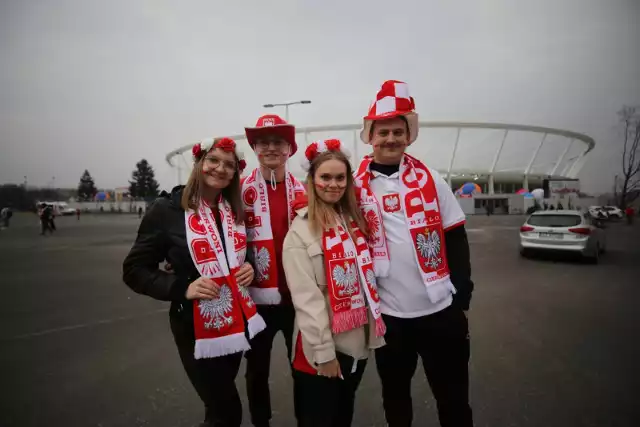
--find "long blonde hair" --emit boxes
[306,151,367,237]
[180,144,244,224]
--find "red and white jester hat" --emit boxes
[245,114,298,156]
[360,80,419,145]
[301,138,350,172]
[192,137,247,172]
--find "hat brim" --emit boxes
[360,112,418,145]
[245,124,298,155]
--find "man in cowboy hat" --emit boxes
[353,80,474,427]
[242,114,306,427]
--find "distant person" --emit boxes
[39,204,54,235]
[625,206,635,225]
[76,208,81,221]
[282,139,385,427]
[49,206,57,231]
[1,207,12,229]
[123,137,264,427]
[138,206,143,219]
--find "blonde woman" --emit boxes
[123,137,265,427]
[282,139,386,427]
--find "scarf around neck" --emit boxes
[241,168,306,304]
[184,196,265,359]
[354,153,452,289]
[322,215,386,337]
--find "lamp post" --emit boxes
[263,100,311,122]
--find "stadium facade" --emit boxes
[166,121,594,214]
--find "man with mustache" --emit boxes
[242,115,306,427]
[354,80,474,427]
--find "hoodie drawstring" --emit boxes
[269,168,277,191]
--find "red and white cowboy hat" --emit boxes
[245,114,298,155]
[360,80,419,145]
[301,138,350,172]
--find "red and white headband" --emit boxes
[301,138,350,172]
[192,137,247,172]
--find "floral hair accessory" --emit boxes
[192,137,247,172]
[301,138,350,172]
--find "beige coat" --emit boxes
[282,207,385,367]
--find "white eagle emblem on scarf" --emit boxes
[332,262,358,296]
[237,285,254,307]
[198,285,234,330]
[416,230,443,270]
[254,246,271,281]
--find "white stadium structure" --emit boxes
[166,121,594,213]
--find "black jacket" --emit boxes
[444,226,474,311]
[122,186,247,306]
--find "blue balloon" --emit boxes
[461,182,477,195]
[96,192,106,201]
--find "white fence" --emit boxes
[68,201,147,213]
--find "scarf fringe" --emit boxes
[194,332,250,360]
[331,306,368,335]
[247,313,267,339]
[374,316,387,338]
[249,287,282,305]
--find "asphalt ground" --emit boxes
[0,212,638,427]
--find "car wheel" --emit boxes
[520,248,529,258]
[585,245,600,264]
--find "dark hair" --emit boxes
[369,115,409,140]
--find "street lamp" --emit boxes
[263,100,311,122]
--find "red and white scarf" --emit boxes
[241,168,306,304]
[354,154,451,289]
[323,217,386,337]
[185,197,266,359]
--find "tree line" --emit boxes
[76,159,160,202]
[1,159,160,210]
[615,106,640,208]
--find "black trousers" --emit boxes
[374,305,473,427]
[40,218,52,235]
[294,352,367,427]
[244,304,296,426]
[170,308,243,427]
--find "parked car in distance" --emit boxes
[519,210,606,263]
[36,201,76,216]
[588,205,608,220]
[601,205,623,219]
[59,203,77,216]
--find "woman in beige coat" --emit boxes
[282,139,386,427]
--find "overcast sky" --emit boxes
[1,0,639,194]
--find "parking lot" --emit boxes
[0,213,638,427]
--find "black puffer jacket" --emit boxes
[122,186,248,308]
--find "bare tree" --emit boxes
[617,106,640,208]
